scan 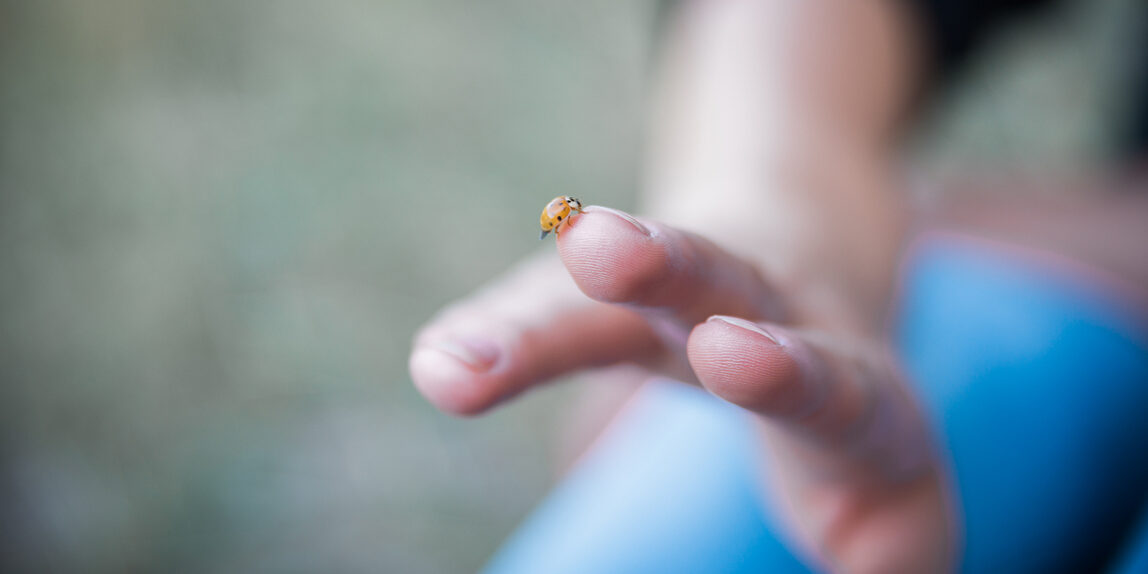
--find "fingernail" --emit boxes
[584,206,652,237]
[428,337,501,371]
[707,315,779,344]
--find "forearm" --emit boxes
[643,0,927,328]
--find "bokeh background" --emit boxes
[0,0,1139,572]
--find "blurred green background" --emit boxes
[0,0,1137,572]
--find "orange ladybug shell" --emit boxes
[539,196,583,239]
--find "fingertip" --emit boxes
[687,316,809,416]
[409,346,504,417]
[557,208,668,304]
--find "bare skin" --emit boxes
[412,1,952,571]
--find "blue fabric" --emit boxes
[898,242,1148,572]
[483,382,809,574]
[1110,500,1148,574]
[485,238,1148,573]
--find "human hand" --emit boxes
[410,203,954,573]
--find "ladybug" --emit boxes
[539,196,583,240]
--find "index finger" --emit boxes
[558,206,788,329]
